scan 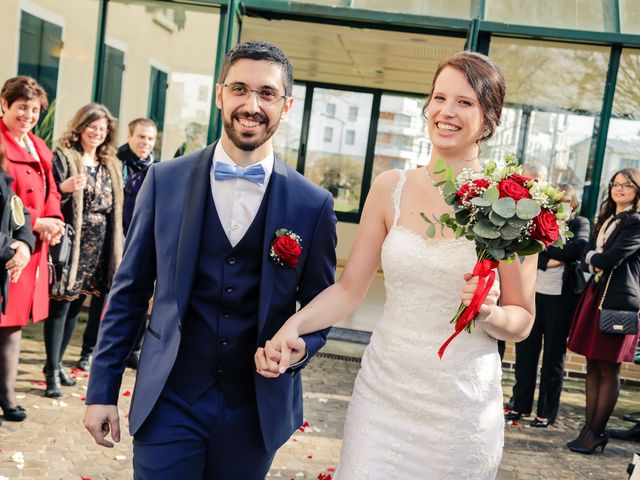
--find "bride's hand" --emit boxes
[461,272,500,320]
[254,322,304,377]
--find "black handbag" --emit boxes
[49,223,74,267]
[598,271,639,335]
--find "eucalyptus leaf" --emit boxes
[473,220,501,239]
[471,197,491,207]
[455,225,464,238]
[500,224,522,240]
[483,187,499,204]
[420,212,432,224]
[489,210,507,227]
[492,197,516,218]
[489,248,505,260]
[443,182,458,197]
[455,210,471,225]
[426,223,437,238]
[507,216,528,227]
[434,159,446,174]
[515,198,541,220]
[514,238,544,256]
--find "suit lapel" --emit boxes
[257,155,289,335]
[175,142,215,321]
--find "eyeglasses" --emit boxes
[221,83,287,106]
[610,182,637,191]
[85,124,108,133]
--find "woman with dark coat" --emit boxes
[567,168,640,454]
[0,76,64,421]
[44,103,123,398]
[507,184,590,427]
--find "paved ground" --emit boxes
[1,322,640,479]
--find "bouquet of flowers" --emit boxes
[423,153,571,358]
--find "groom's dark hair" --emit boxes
[218,40,294,96]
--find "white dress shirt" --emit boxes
[210,143,274,247]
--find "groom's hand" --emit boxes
[84,404,121,448]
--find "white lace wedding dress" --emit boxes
[335,170,504,479]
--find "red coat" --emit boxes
[0,119,62,326]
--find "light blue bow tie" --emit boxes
[213,162,265,184]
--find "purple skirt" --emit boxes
[567,281,639,363]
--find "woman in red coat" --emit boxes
[0,76,64,421]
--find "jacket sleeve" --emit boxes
[50,150,73,206]
[544,216,590,263]
[588,214,640,271]
[0,209,36,262]
[292,193,337,371]
[42,154,63,219]
[85,166,158,405]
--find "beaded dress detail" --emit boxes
[335,170,504,479]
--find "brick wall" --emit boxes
[501,341,640,387]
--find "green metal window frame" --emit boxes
[88,0,640,223]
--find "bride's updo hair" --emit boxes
[425,51,506,143]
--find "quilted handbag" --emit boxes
[598,271,639,335]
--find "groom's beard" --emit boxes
[222,106,281,152]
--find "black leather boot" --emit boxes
[58,367,76,387]
[45,370,63,398]
[43,364,77,387]
[609,422,640,442]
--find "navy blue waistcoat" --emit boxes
[167,185,269,406]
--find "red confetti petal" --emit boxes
[83,373,89,378]
[122,390,132,397]
[37,381,46,386]
[327,467,335,472]
[80,396,86,401]
[307,454,313,459]
[302,420,310,428]
[81,476,93,480]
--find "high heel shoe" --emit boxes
[567,423,590,449]
[0,403,27,422]
[568,430,609,454]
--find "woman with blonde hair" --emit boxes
[44,103,123,398]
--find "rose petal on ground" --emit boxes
[122,390,132,397]
[114,455,127,461]
[15,394,25,399]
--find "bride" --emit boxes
[256,52,537,479]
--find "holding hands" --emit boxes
[5,240,30,283]
[255,323,306,378]
[33,217,65,245]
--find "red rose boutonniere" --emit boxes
[270,229,302,268]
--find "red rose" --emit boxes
[497,179,531,201]
[532,209,559,246]
[272,235,302,267]
[456,179,490,203]
[509,173,530,186]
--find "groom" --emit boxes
[83,40,337,479]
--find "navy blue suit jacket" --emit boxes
[86,142,337,452]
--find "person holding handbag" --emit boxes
[566,167,640,454]
[506,184,590,427]
[44,103,123,398]
[0,76,64,422]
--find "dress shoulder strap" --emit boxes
[392,169,406,227]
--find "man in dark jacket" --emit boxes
[118,118,158,235]
[76,118,157,371]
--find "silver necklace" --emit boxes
[425,167,443,195]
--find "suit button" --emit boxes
[225,285,233,293]
[216,366,223,374]
[27,188,34,193]
[227,256,236,265]
[220,337,228,346]
[26,169,31,174]
[223,310,230,318]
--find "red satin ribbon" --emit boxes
[438,258,499,359]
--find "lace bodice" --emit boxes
[335,170,504,480]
